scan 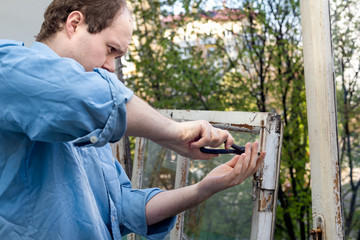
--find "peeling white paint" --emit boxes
[300,0,344,238]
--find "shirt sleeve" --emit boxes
[0,40,133,146]
[115,162,176,239]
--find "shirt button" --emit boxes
[90,136,98,143]
[112,216,115,222]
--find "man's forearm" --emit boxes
[125,95,178,140]
[125,95,233,160]
[145,183,210,226]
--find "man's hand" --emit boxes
[196,142,265,198]
[154,120,234,160]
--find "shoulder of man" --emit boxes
[0,39,24,47]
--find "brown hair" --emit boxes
[36,0,127,42]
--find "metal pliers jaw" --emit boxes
[200,144,245,155]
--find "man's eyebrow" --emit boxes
[109,40,124,53]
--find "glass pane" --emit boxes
[141,140,178,190]
[137,130,259,240]
[183,131,258,240]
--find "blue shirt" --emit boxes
[0,40,175,239]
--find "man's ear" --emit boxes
[65,11,85,38]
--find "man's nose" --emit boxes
[102,58,115,73]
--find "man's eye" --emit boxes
[108,46,116,52]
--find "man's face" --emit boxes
[69,9,133,72]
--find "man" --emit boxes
[0,0,265,239]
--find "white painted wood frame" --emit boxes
[124,110,283,240]
[300,0,344,238]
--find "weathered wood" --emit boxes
[170,155,189,240]
[159,110,283,240]
[158,109,270,134]
[250,114,283,240]
[128,110,283,239]
[300,0,344,238]
[127,137,146,240]
[110,137,133,178]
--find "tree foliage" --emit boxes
[124,0,359,239]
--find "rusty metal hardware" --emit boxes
[309,215,324,240]
[309,228,322,240]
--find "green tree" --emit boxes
[127,0,227,110]
[331,0,360,238]
[126,0,310,239]
[210,1,310,239]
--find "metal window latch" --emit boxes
[309,215,324,240]
[310,228,322,240]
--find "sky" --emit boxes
[164,0,229,14]
[0,0,226,46]
[0,0,52,46]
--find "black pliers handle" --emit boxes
[200,144,245,155]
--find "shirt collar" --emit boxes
[30,41,60,58]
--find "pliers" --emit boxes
[200,143,245,155]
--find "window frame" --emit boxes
[116,110,283,240]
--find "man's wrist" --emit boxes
[194,181,214,203]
